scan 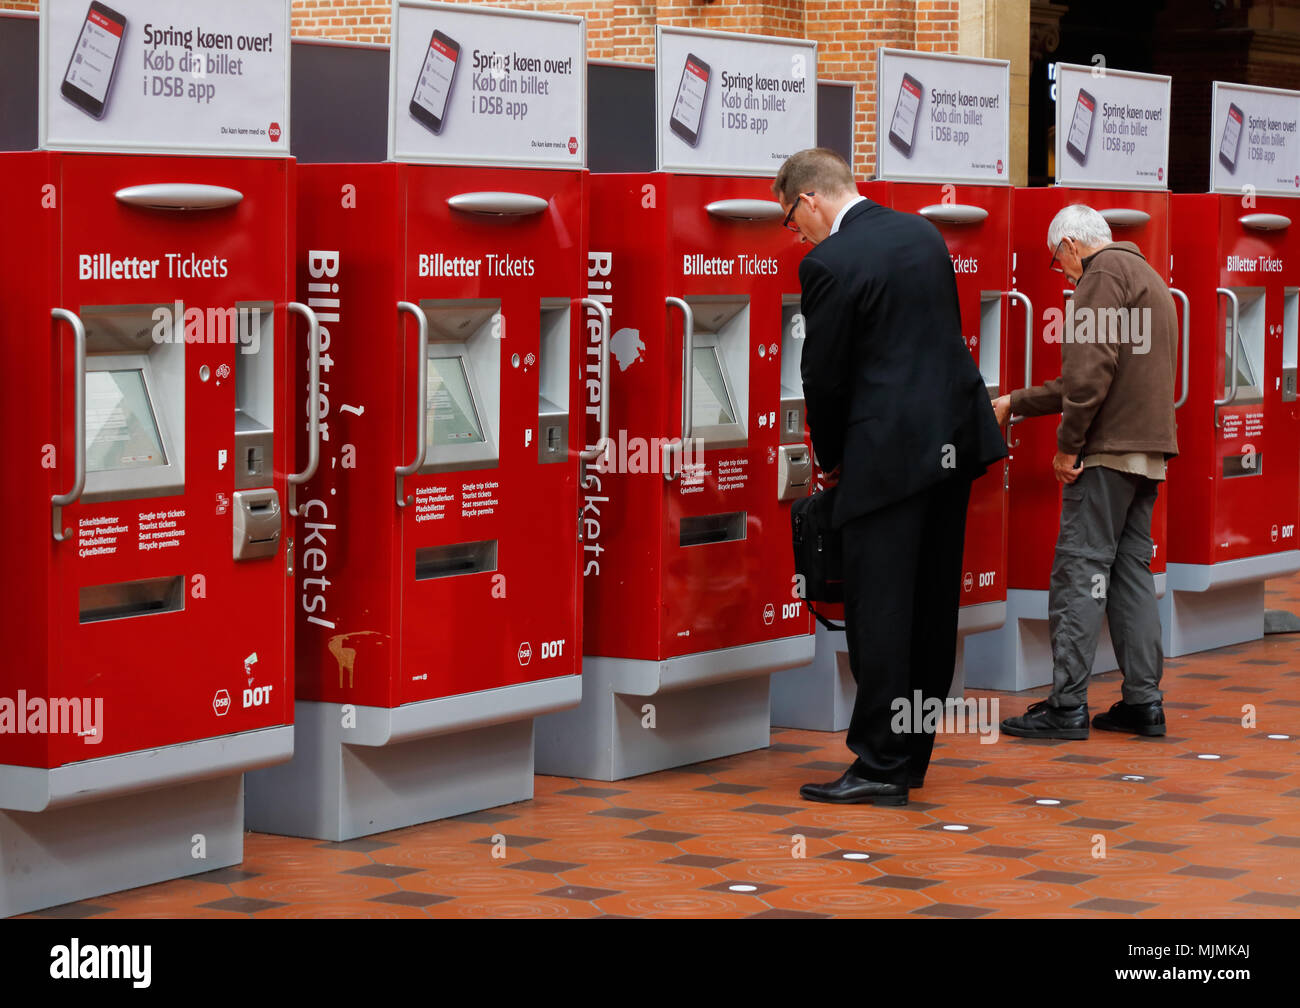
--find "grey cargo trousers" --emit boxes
[1049,464,1164,707]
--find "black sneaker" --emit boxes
[1093,700,1166,737]
[1001,699,1089,740]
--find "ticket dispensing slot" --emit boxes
[418,299,502,475]
[538,299,570,464]
[680,511,747,547]
[79,575,185,624]
[234,301,275,490]
[979,292,1002,397]
[80,305,185,503]
[415,540,498,580]
[687,296,749,450]
[1283,287,1297,403]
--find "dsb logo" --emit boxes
[269,122,282,142]
[243,685,274,708]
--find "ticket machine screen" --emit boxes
[86,368,166,472]
[692,346,737,426]
[427,355,486,447]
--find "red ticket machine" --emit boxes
[770,179,1014,728]
[964,186,1184,691]
[534,173,815,780]
[1162,195,1300,654]
[243,164,591,840]
[0,152,305,916]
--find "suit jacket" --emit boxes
[799,198,1008,528]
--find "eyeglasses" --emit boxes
[1049,237,1067,273]
[783,192,814,232]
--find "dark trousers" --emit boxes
[1049,465,1163,707]
[840,476,972,784]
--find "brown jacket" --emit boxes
[1011,241,1179,458]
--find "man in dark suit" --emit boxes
[774,148,1007,804]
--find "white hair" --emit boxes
[1047,204,1113,251]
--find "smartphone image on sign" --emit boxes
[1066,88,1097,165]
[669,54,710,148]
[410,29,461,135]
[888,73,924,158]
[1219,102,1245,174]
[61,1,127,120]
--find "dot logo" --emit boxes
[517,642,532,666]
[963,572,974,593]
[568,136,579,155]
[269,122,282,143]
[213,689,231,717]
[763,603,775,626]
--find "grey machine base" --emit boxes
[534,635,815,782]
[960,577,1167,693]
[1161,552,1300,657]
[1,727,291,918]
[769,601,1005,731]
[244,675,580,842]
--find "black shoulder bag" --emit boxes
[790,487,846,631]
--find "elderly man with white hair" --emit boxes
[993,204,1179,740]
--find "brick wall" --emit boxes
[0,0,965,174]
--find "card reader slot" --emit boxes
[1223,453,1262,478]
[415,540,499,580]
[679,512,747,548]
[79,575,185,624]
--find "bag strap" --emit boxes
[806,601,845,632]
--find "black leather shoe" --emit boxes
[909,775,924,790]
[1093,699,1166,737]
[1001,699,1089,740]
[799,768,908,806]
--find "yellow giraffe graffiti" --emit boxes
[327,631,384,689]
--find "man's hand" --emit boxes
[820,465,841,490]
[1053,450,1081,484]
[992,394,1012,426]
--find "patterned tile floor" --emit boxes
[20,581,1300,919]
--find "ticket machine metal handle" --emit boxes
[1004,290,1032,448]
[1238,213,1291,232]
[578,298,612,472]
[395,301,429,507]
[704,199,784,222]
[446,192,549,216]
[113,183,244,210]
[1214,287,1240,410]
[286,302,322,517]
[1169,287,1191,410]
[663,297,694,481]
[50,308,87,542]
[918,204,989,224]
[1099,208,1150,228]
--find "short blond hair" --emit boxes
[773,148,856,204]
